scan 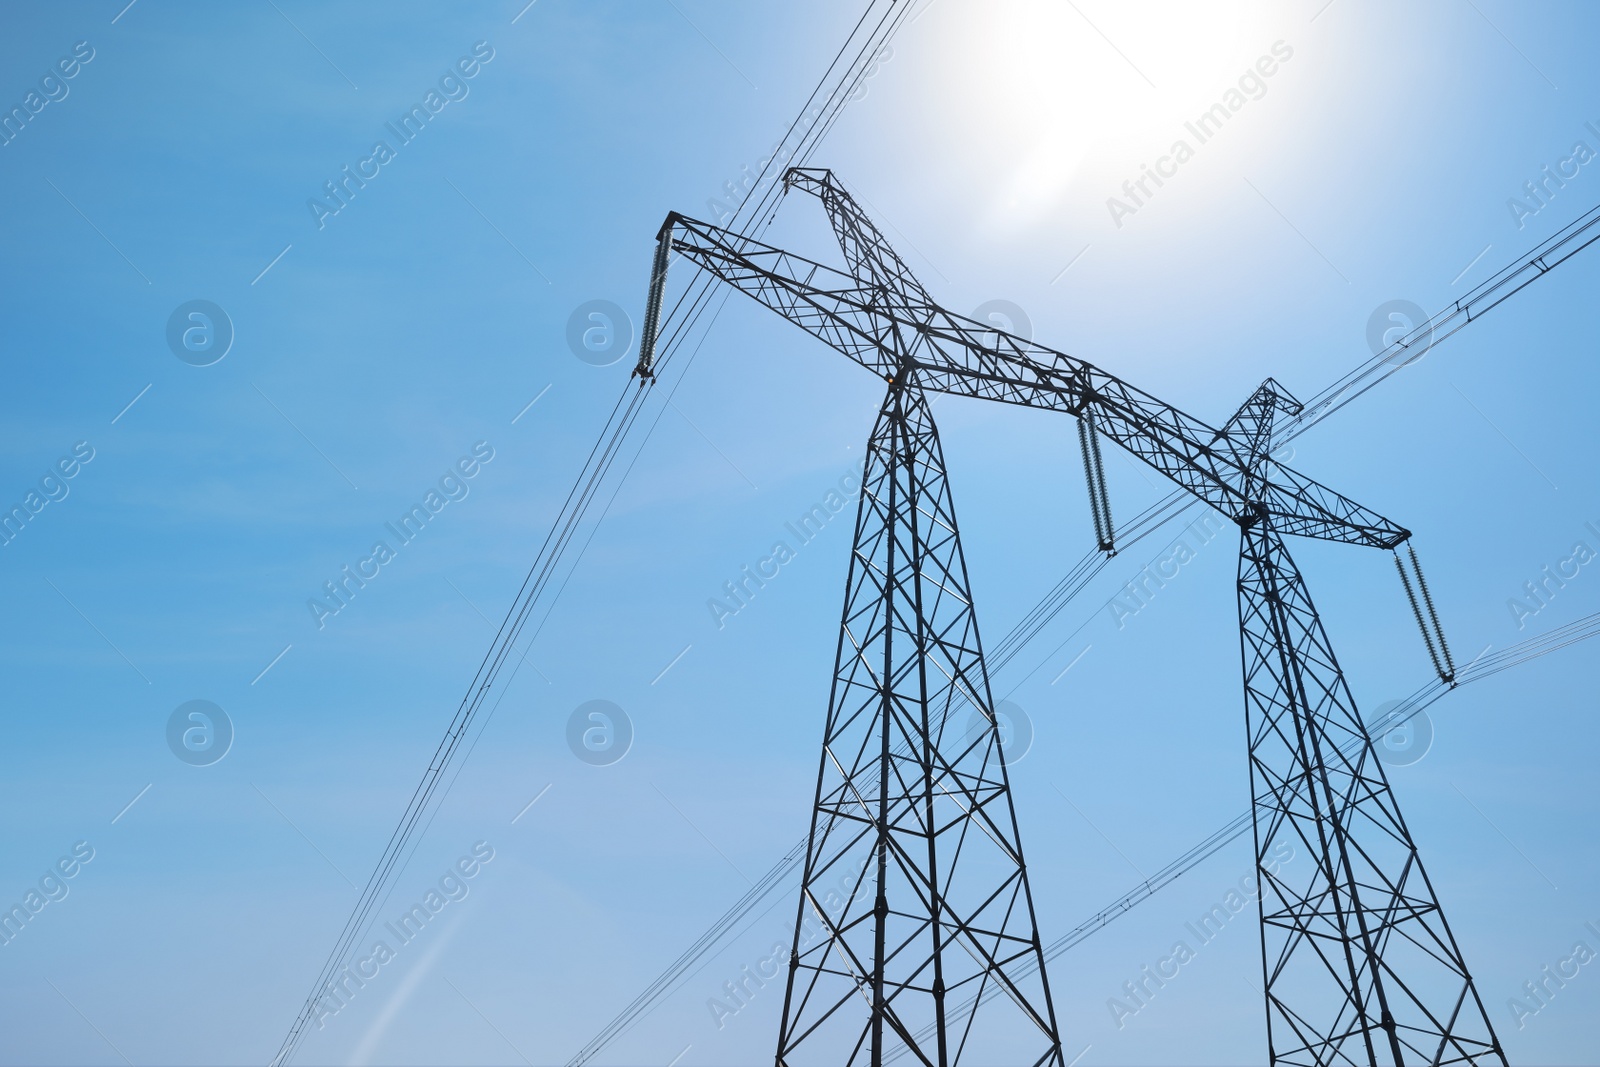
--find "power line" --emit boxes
[267,5,921,1063]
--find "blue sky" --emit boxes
[1,1,1598,1064]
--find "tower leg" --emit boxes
[775,380,1064,1067]
[1238,521,1507,1067]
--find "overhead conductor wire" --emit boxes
[269,3,925,1064]
[280,10,1600,1062]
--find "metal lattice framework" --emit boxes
[652,189,1406,549]
[1232,384,1503,1067]
[774,379,1064,1067]
[636,167,1507,1067]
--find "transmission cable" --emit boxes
[266,4,919,1063]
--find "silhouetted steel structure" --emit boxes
[1228,381,1500,1067]
[786,380,1065,1067]
[636,168,1505,1067]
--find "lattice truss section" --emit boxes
[1238,523,1505,1067]
[657,190,1406,549]
[777,382,1063,1067]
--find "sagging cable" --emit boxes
[1394,544,1455,684]
[1077,414,1114,553]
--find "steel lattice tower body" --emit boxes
[1232,387,1505,1067]
[774,378,1064,1067]
[637,168,1507,1067]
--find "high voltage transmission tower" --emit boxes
[632,168,1505,1067]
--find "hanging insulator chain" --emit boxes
[634,226,673,380]
[1077,414,1114,553]
[1089,414,1112,540]
[1076,417,1103,548]
[1409,543,1456,681]
[1394,553,1442,677]
[1394,547,1454,685]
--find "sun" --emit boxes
[924,0,1283,230]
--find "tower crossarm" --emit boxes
[654,211,1408,550]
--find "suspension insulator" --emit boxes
[1394,546,1454,685]
[1409,544,1455,680]
[1077,414,1114,553]
[634,226,673,379]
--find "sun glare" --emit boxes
[934,1,1283,230]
